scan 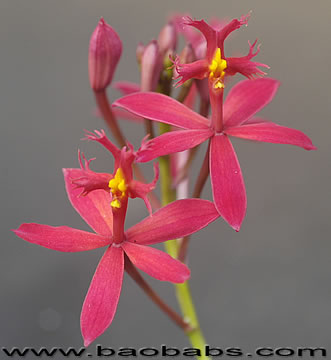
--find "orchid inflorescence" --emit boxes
[13,12,316,352]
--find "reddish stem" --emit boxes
[124,256,192,333]
[95,90,127,148]
[144,119,155,139]
[94,90,161,210]
[199,98,210,118]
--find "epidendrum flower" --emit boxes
[172,13,269,89]
[13,131,219,346]
[113,78,316,231]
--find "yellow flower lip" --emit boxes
[109,168,128,209]
[209,48,227,88]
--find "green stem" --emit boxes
[176,282,209,359]
[159,123,210,360]
[159,123,178,258]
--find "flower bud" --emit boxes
[158,21,177,55]
[140,40,163,92]
[89,18,122,91]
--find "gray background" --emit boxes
[1,0,330,358]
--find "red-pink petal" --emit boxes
[126,199,219,245]
[226,56,269,80]
[172,13,204,49]
[210,135,246,231]
[122,242,190,283]
[224,122,317,150]
[113,81,140,95]
[13,224,110,252]
[183,82,197,109]
[111,107,144,123]
[129,163,159,215]
[136,128,213,163]
[242,116,268,125]
[63,168,113,236]
[83,130,121,165]
[185,18,217,61]
[113,92,210,129]
[217,13,250,53]
[174,59,209,87]
[81,246,124,347]
[223,78,280,129]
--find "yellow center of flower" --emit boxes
[108,168,128,209]
[209,48,227,89]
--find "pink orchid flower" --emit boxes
[173,13,269,89]
[113,78,316,231]
[13,131,220,346]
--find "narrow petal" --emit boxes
[172,13,204,49]
[111,108,144,123]
[13,224,110,252]
[63,168,113,236]
[81,246,124,347]
[130,163,159,215]
[71,150,111,196]
[113,81,140,95]
[126,199,219,245]
[242,116,268,125]
[83,129,121,165]
[223,78,280,128]
[210,135,246,231]
[217,13,250,52]
[122,242,190,283]
[173,58,209,87]
[113,92,210,129]
[185,18,217,61]
[224,122,317,150]
[183,82,197,109]
[226,40,270,80]
[136,128,213,163]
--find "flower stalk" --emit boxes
[124,256,192,333]
[159,120,210,359]
[94,90,127,148]
[178,144,210,262]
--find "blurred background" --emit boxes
[1,0,330,358]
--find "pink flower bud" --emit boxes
[140,40,163,92]
[89,18,122,91]
[158,21,177,55]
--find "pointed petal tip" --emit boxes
[177,268,191,283]
[111,100,119,108]
[307,144,317,151]
[219,215,242,232]
[83,337,93,348]
[12,224,25,235]
[233,224,241,232]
